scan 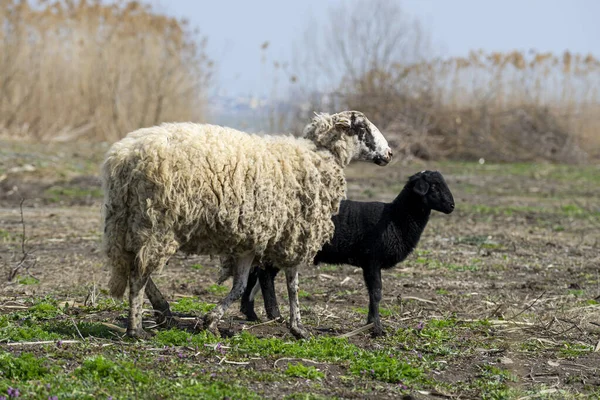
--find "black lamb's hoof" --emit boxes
[242,310,260,322]
[371,325,385,338]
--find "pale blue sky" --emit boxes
[150,0,600,97]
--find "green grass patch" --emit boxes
[319,264,339,272]
[171,297,216,314]
[0,229,11,240]
[558,343,593,358]
[284,363,324,380]
[0,352,51,380]
[473,365,518,399]
[354,306,397,318]
[17,275,40,285]
[44,186,103,202]
[27,301,62,319]
[230,332,425,384]
[153,329,216,347]
[76,355,149,384]
[207,284,229,296]
[190,263,204,270]
[0,315,62,342]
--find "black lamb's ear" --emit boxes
[413,179,430,196]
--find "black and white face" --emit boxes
[347,112,393,166]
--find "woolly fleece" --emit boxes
[103,118,357,298]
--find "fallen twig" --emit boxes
[71,318,85,341]
[100,322,127,333]
[402,296,437,304]
[3,340,80,346]
[337,323,374,338]
[273,357,321,368]
[508,291,545,321]
[243,318,280,330]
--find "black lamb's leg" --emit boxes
[363,266,384,337]
[240,266,260,321]
[145,276,175,328]
[259,263,282,321]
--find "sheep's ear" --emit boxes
[413,179,429,196]
[350,112,357,132]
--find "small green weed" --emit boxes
[284,363,324,380]
[558,343,593,358]
[171,297,216,314]
[27,301,62,319]
[207,284,229,296]
[0,352,50,380]
[319,264,339,272]
[153,329,216,347]
[0,315,62,342]
[474,365,518,399]
[76,355,149,384]
[17,275,40,285]
[44,186,103,202]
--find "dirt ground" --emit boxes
[0,140,599,399]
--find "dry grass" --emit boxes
[0,0,213,142]
[340,50,600,163]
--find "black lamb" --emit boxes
[239,170,455,337]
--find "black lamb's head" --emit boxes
[408,170,455,214]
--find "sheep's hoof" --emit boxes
[203,314,221,338]
[290,325,310,340]
[155,314,177,329]
[126,328,153,340]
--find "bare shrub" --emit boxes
[0,0,213,142]
[286,0,599,162]
[283,0,430,136]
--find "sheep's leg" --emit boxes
[145,277,175,328]
[285,266,309,339]
[259,263,282,321]
[204,252,254,336]
[363,267,384,337]
[127,270,152,339]
[240,266,260,321]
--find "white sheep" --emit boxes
[102,111,392,338]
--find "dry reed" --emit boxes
[0,0,213,142]
[340,50,600,162]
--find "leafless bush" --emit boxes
[0,0,213,142]
[284,0,599,162]
[7,199,37,282]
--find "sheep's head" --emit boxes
[409,171,455,214]
[303,111,393,166]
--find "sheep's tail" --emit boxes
[101,154,134,299]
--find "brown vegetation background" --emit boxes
[0,0,212,142]
[1,0,598,163]
[282,0,600,163]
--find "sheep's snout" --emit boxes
[374,148,393,166]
